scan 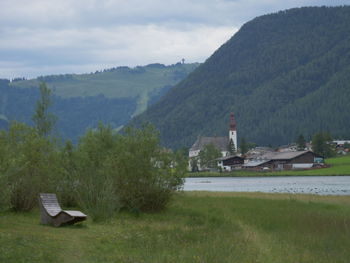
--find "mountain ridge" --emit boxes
[130,6,350,149]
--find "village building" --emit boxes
[217,155,244,171]
[243,150,324,171]
[189,136,230,159]
[333,140,350,155]
[189,113,238,171]
[245,147,274,162]
[277,144,298,152]
[333,140,350,146]
[189,113,327,172]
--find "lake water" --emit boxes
[184,176,350,195]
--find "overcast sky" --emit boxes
[0,0,348,79]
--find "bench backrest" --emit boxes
[39,193,62,217]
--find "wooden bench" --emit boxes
[39,193,87,227]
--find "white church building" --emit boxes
[189,113,238,171]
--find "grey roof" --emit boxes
[247,147,274,153]
[243,160,270,167]
[246,147,274,159]
[260,151,310,160]
[190,136,229,152]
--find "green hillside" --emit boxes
[1,63,198,141]
[131,6,350,149]
[10,63,199,117]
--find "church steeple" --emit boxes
[229,112,236,131]
[229,112,237,153]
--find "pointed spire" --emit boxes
[229,112,236,131]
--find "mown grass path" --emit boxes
[1,192,350,262]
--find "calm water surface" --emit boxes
[184,176,350,195]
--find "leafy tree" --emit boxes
[312,132,335,158]
[2,122,57,211]
[0,129,11,211]
[296,134,306,151]
[240,137,248,155]
[199,143,221,169]
[108,125,185,212]
[56,140,79,207]
[228,138,236,155]
[0,83,61,211]
[177,147,189,159]
[32,82,57,137]
[312,133,324,156]
[75,123,119,221]
[75,123,185,219]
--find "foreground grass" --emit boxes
[1,192,350,263]
[189,154,350,177]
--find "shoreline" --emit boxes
[186,172,350,178]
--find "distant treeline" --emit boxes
[0,81,136,142]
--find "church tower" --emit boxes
[229,112,237,151]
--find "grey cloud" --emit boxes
[0,0,349,78]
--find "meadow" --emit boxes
[189,154,350,177]
[1,192,350,263]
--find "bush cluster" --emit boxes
[0,122,185,220]
[0,122,58,211]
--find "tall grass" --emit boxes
[1,192,349,263]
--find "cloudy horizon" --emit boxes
[1,0,348,79]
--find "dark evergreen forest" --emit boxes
[131,6,350,149]
[0,79,135,142]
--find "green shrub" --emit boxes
[74,124,185,220]
[55,140,79,207]
[74,124,121,221]
[107,125,185,212]
[0,174,11,212]
[1,119,184,218]
[2,122,57,211]
[0,131,11,211]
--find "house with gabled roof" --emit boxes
[189,136,230,158]
[216,155,245,171]
[243,150,323,170]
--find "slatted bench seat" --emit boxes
[39,193,87,227]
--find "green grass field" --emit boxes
[1,192,350,263]
[189,154,350,177]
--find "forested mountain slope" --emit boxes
[131,6,350,149]
[1,63,198,141]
